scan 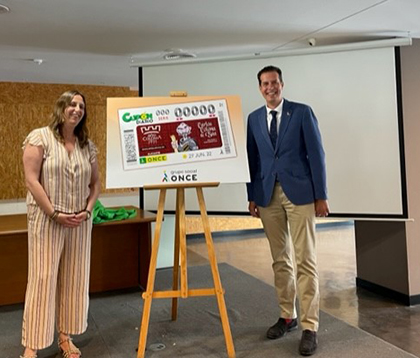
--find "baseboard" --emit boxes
[356,277,420,306]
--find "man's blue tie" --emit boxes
[269,110,278,149]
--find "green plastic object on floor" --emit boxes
[92,200,137,224]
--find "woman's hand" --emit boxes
[55,213,84,228]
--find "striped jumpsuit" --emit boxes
[22,126,97,350]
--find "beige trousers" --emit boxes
[258,184,319,331]
[22,205,92,350]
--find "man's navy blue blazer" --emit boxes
[246,99,328,207]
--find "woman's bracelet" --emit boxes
[49,210,59,221]
[85,209,92,221]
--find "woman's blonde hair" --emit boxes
[49,90,89,148]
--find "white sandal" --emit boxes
[58,337,81,358]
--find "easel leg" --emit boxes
[177,187,188,298]
[171,190,181,320]
[196,188,236,358]
[137,189,167,358]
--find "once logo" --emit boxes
[170,174,198,182]
[139,155,167,164]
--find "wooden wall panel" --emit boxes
[0,104,19,199]
[16,104,52,198]
[0,82,137,200]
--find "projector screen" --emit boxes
[142,46,407,218]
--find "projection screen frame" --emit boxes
[134,42,409,219]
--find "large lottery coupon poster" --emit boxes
[106,96,249,188]
[119,99,236,170]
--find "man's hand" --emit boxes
[248,201,260,218]
[315,199,329,217]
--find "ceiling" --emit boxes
[0,0,418,89]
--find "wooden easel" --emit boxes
[136,182,236,358]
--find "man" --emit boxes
[246,65,329,356]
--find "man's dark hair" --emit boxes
[257,65,283,85]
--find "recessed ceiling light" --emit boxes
[0,4,10,14]
[32,59,44,65]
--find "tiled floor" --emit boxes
[186,222,420,357]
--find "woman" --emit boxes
[20,90,100,358]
